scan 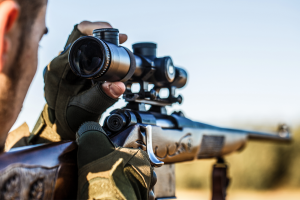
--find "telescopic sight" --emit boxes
[69,36,110,79]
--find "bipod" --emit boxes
[211,157,230,200]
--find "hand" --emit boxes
[77,21,128,43]
[76,122,157,200]
[77,21,126,99]
[42,21,126,140]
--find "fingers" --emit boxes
[78,21,113,36]
[78,21,128,44]
[119,33,128,44]
[102,82,125,99]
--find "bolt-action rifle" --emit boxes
[0,28,291,200]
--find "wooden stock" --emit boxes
[0,141,78,199]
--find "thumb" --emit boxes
[102,82,125,99]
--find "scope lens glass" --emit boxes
[73,40,103,76]
[166,58,175,82]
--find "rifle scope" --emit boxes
[68,28,187,88]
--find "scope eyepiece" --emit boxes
[69,29,136,82]
[69,36,110,79]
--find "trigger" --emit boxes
[141,125,164,167]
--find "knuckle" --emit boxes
[79,20,90,26]
[94,21,112,28]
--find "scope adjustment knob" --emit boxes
[177,95,183,104]
[150,89,157,100]
[93,28,120,46]
[132,42,157,58]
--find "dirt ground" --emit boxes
[176,189,300,200]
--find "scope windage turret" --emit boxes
[68,28,187,88]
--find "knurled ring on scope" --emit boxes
[93,39,111,79]
[106,114,126,132]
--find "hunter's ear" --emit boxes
[0,1,19,72]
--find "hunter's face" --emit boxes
[0,1,47,147]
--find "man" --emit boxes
[0,0,48,152]
[0,0,155,199]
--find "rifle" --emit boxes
[0,28,291,200]
[0,141,77,199]
[103,109,290,200]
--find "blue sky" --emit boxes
[12,0,300,131]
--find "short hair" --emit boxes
[17,0,47,32]
[0,0,47,79]
[15,0,47,70]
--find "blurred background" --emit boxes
[12,0,300,199]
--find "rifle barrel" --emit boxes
[248,131,291,143]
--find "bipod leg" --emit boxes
[211,157,230,200]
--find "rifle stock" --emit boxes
[0,141,78,199]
